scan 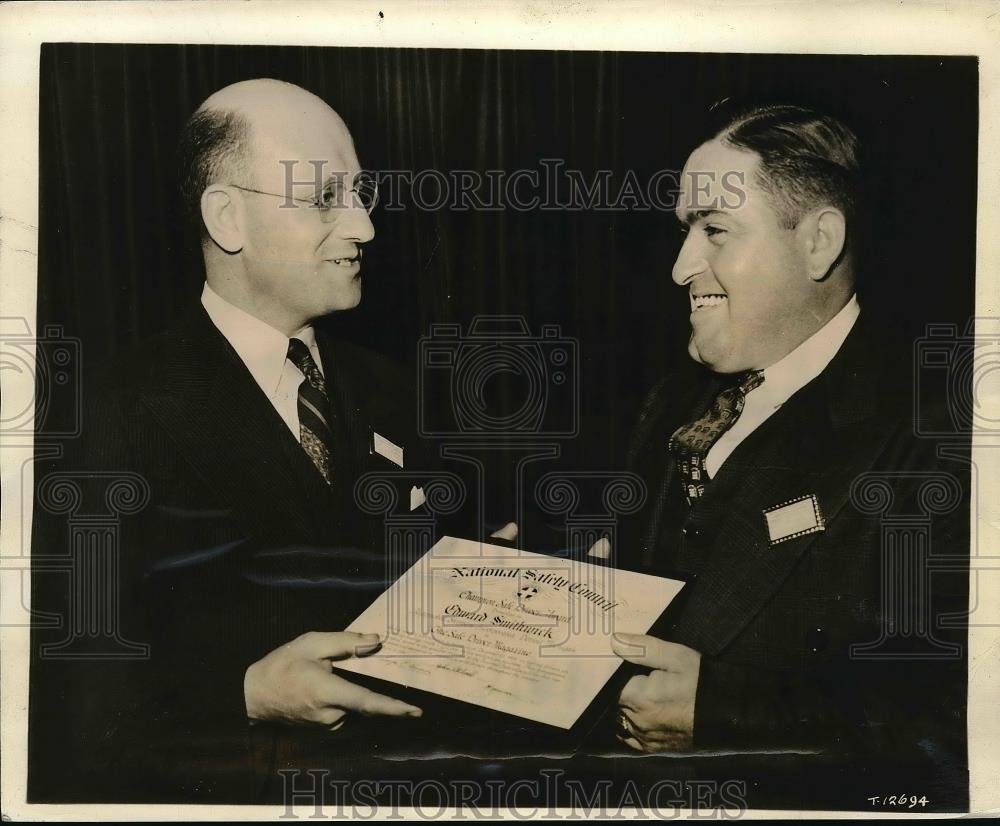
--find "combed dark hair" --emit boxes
[177,108,253,240]
[713,102,861,235]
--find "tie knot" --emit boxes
[737,369,765,396]
[286,337,312,368]
[287,338,325,391]
[668,368,766,504]
[287,337,318,371]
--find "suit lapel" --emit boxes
[630,373,722,570]
[669,382,844,654]
[313,330,418,549]
[318,330,417,476]
[316,333,388,472]
[138,306,329,543]
[313,333,368,532]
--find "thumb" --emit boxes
[489,522,519,541]
[290,631,382,661]
[612,633,695,671]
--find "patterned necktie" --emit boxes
[287,338,334,485]
[669,370,764,503]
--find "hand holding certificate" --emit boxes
[332,537,685,729]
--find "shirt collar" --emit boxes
[752,294,861,410]
[201,282,317,398]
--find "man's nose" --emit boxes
[336,206,376,244]
[672,234,707,285]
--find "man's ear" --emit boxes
[201,185,245,254]
[798,206,846,281]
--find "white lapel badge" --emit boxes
[371,431,404,468]
[763,494,825,545]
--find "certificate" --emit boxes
[332,536,685,729]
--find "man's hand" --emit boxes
[490,522,518,541]
[244,631,422,729]
[611,633,701,752]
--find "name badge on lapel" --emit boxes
[371,431,404,468]
[763,494,825,545]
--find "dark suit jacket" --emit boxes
[617,316,969,800]
[30,303,432,802]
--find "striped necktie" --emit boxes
[669,370,764,504]
[287,338,334,484]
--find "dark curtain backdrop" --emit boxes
[38,45,978,463]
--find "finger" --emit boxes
[315,707,347,728]
[325,674,423,718]
[630,695,695,736]
[586,536,611,559]
[635,728,692,752]
[617,733,645,752]
[614,708,636,739]
[289,631,382,661]
[620,709,653,735]
[616,708,658,741]
[625,708,682,741]
[618,674,648,712]
[610,631,650,660]
[490,522,518,541]
[611,634,696,672]
[646,667,689,700]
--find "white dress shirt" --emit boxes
[705,295,861,478]
[200,283,324,442]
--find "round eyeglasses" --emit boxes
[228,172,379,222]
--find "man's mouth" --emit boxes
[691,293,727,311]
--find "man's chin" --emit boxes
[688,336,718,369]
[688,335,741,374]
[331,281,362,311]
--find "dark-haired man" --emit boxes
[609,105,968,801]
[34,79,427,800]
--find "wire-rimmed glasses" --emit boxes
[228,171,379,222]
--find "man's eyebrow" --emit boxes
[676,208,725,227]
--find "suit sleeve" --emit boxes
[63,370,264,799]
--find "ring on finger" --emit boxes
[616,710,634,738]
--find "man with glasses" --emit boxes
[60,79,426,799]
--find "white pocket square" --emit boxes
[371,431,404,468]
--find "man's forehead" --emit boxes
[683,137,758,173]
[251,107,360,183]
[676,138,761,217]
[256,116,356,162]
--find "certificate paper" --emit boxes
[332,537,685,729]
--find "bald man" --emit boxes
[44,80,428,799]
